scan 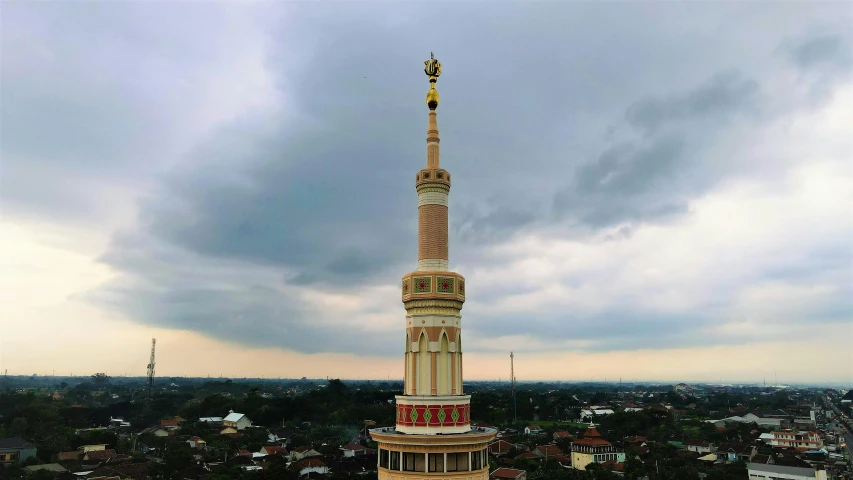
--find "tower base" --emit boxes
[370,426,496,479]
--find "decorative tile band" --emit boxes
[395,403,471,428]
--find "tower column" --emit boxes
[372,52,494,480]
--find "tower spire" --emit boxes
[424,53,442,168]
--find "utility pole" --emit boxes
[146,338,156,410]
[510,352,517,421]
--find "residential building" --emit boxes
[570,428,625,471]
[83,449,117,462]
[716,444,755,463]
[488,440,515,457]
[187,437,206,449]
[25,464,68,473]
[684,439,715,454]
[580,409,615,422]
[534,445,563,459]
[222,411,252,430]
[160,418,181,430]
[524,426,543,435]
[490,468,527,480]
[770,431,824,450]
[292,458,329,477]
[259,446,287,457]
[288,446,322,462]
[0,438,37,464]
[747,463,827,480]
[79,444,108,453]
[368,53,497,480]
[340,444,373,457]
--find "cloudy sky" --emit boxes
[1,1,851,384]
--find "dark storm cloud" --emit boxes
[552,69,762,228]
[783,34,853,72]
[625,71,760,135]
[5,0,851,356]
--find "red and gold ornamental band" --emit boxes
[369,54,497,479]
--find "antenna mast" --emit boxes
[510,352,517,421]
[146,338,156,408]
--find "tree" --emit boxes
[91,373,110,387]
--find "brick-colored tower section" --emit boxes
[418,204,448,261]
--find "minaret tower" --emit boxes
[370,53,496,479]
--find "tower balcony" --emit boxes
[416,168,451,190]
[402,271,465,303]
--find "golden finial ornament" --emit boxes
[424,52,442,109]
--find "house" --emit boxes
[0,438,37,464]
[684,439,714,454]
[222,411,252,430]
[25,463,68,473]
[259,446,288,457]
[83,449,117,462]
[747,463,827,480]
[524,426,543,435]
[152,428,170,437]
[340,443,371,457]
[288,446,322,461]
[580,409,616,422]
[553,431,573,441]
[198,417,223,423]
[187,437,206,449]
[160,418,181,430]
[534,444,563,458]
[291,458,329,477]
[57,451,82,462]
[78,444,108,453]
[488,440,515,457]
[769,430,824,450]
[570,428,625,471]
[743,413,786,428]
[490,467,527,480]
[716,443,755,463]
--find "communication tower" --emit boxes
[146,338,156,408]
[510,352,517,420]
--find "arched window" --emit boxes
[418,332,429,395]
[438,332,450,395]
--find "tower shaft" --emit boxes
[371,54,495,480]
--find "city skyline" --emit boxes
[1,2,851,383]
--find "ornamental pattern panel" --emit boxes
[437,277,454,293]
[413,277,431,293]
[395,403,471,428]
[402,279,410,296]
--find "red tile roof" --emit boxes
[160,419,180,428]
[490,467,526,479]
[261,446,288,455]
[535,445,563,457]
[573,437,611,446]
[293,458,326,469]
[554,431,572,438]
[58,451,81,461]
[340,443,366,451]
[84,450,117,461]
[489,440,514,454]
[584,428,602,437]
